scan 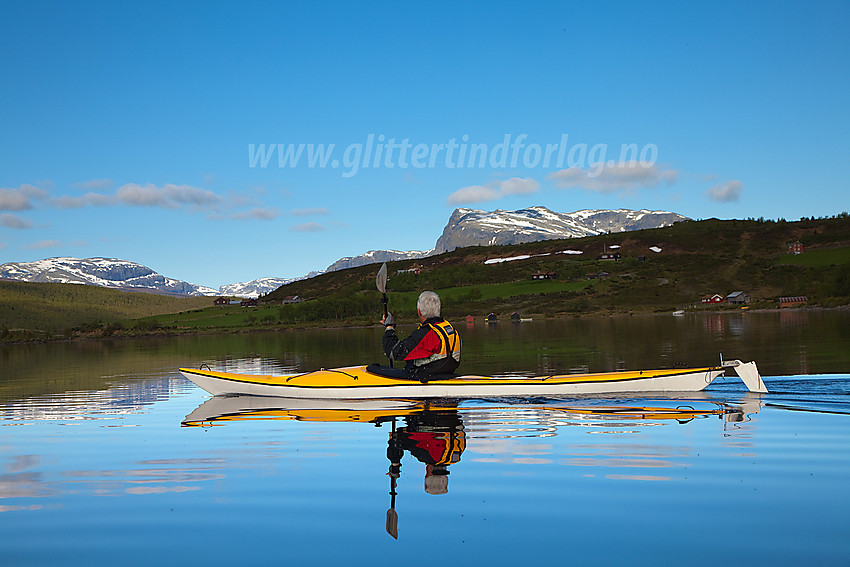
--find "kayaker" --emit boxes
[381,290,462,379]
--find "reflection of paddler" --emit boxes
[387,410,465,495]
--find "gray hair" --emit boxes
[417,291,441,319]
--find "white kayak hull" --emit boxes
[178,364,744,399]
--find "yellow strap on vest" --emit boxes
[427,320,461,356]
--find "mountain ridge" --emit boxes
[324,206,687,274]
[218,273,323,298]
[0,257,218,297]
[0,207,688,297]
[434,206,687,253]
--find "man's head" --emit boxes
[424,464,449,495]
[416,291,441,321]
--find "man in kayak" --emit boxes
[381,290,462,379]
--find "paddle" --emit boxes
[386,418,399,539]
[376,262,389,317]
[386,474,398,539]
[376,263,393,367]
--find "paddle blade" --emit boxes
[376,262,388,293]
[386,509,398,539]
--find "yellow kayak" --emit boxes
[179,359,765,399]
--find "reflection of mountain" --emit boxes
[2,377,174,421]
[0,338,307,405]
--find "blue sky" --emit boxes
[1,1,848,289]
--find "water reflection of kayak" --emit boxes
[181,396,434,426]
[179,359,765,399]
[181,394,755,428]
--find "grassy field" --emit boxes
[133,278,592,330]
[386,279,591,311]
[777,246,850,267]
[0,280,211,340]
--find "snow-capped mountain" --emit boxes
[325,249,434,272]
[0,257,218,296]
[325,207,687,270]
[218,273,323,298]
[433,206,687,252]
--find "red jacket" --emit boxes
[383,317,461,375]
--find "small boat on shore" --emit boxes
[179,358,766,399]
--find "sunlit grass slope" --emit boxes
[0,280,211,337]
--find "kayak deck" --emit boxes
[178,364,752,399]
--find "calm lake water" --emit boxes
[2,311,849,565]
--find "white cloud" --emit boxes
[53,192,115,209]
[0,184,48,211]
[447,177,539,204]
[292,208,330,217]
[500,177,540,196]
[116,183,221,208]
[51,182,222,210]
[0,213,33,229]
[293,222,326,232]
[229,208,279,221]
[24,239,61,249]
[73,178,114,191]
[0,189,32,211]
[706,180,743,202]
[49,180,279,221]
[447,185,500,204]
[547,162,678,194]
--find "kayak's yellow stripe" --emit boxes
[180,366,718,390]
[183,404,724,427]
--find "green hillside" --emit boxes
[2,215,849,342]
[260,215,850,322]
[0,281,211,341]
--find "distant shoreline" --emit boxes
[3,304,848,346]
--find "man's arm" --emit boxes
[383,326,429,361]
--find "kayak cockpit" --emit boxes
[365,363,460,383]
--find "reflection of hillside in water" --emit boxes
[461,399,763,480]
[0,452,225,510]
[701,313,746,336]
[1,377,174,421]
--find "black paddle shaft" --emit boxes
[376,264,393,368]
[384,292,393,368]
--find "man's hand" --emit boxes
[382,313,395,327]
